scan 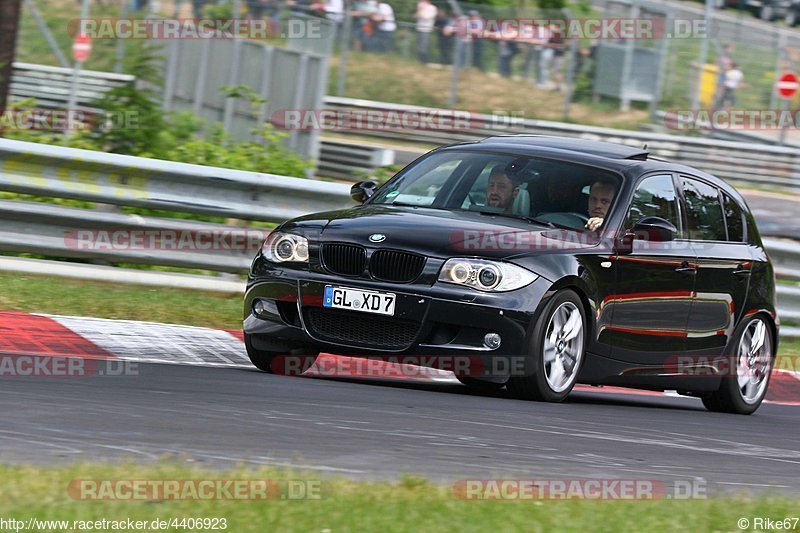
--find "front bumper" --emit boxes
[244,269,552,375]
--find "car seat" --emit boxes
[512,183,531,217]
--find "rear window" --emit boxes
[722,193,746,243]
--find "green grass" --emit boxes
[1,462,798,532]
[0,271,242,329]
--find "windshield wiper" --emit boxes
[387,201,427,207]
[385,201,448,210]
[471,208,557,228]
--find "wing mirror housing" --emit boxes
[350,180,378,203]
[615,216,678,254]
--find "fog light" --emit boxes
[483,333,501,349]
[253,299,267,317]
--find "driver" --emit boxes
[486,165,520,213]
[585,179,616,231]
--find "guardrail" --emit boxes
[323,97,800,191]
[1,137,799,336]
[10,62,135,112]
[0,199,264,273]
[0,138,351,222]
[318,138,396,180]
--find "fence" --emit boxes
[9,62,135,112]
[324,0,800,143]
[321,96,800,191]
[161,15,335,162]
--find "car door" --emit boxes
[605,173,697,365]
[679,176,753,357]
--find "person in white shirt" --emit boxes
[372,1,396,52]
[416,0,437,63]
[323,0,344,23]
[720,63,743,109]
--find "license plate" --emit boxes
[323,285,396,316]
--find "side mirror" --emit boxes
[350,180,378,203]
[635,216,678,242]
[615,216,678,254]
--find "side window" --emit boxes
[681,177,727,241]
[722,193,745,243]
[627,174,681,229]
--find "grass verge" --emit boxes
[0,271,242,330]
[2,271,800,356]
[1,462,798,532]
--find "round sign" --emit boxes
[776,71,799,99]
[72,33,92,62]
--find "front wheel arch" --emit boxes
[534,279,597,350]
[509,287,590,401]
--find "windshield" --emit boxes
[369,151,623,230]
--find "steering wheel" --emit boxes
[535,212,590,229]
[567,212,590,224]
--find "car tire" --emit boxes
[507,289,587,402]
[701,315,775,415]
[456,376,506,392]
[244,334,317,375]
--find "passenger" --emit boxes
[486,166,519,213]
[585,179,616,231]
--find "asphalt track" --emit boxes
[3,358,800,496]
[742,189,800,239]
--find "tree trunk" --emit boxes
[0,0,23,136]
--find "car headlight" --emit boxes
[262,232,309,263]
[438,258,537,292]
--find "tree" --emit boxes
[0,0,23,135]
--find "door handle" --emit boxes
[674,261,697,276]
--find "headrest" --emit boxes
[512,182,530,217]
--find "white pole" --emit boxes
[66,0,91,135]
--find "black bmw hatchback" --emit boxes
[244,136,778,414]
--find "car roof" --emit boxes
[438,135,747,205]
[476,135,650,161]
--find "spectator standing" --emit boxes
[468,10,484,71]
[435,9,454,64]
[322,0,344,22]
[715,43,734,106]
[373,1,396,53]
[248,0,267,18]
[497,37,519,78]
[718,63,743,109]
[453,13,472,67]
[547,23,566,91]
[192,0,207,17]
[416,0,437,63]
[535,24,555,88]
[520,22,548,81]
[352,0,379,51]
